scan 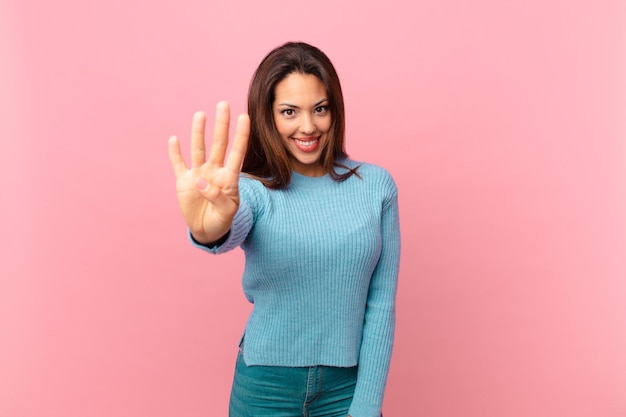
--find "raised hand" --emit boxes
[168,101,250,244]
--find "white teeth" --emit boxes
[295,139,317,146]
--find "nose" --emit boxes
[299,114,316,135]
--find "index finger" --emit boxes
[225,114,250,173]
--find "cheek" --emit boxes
[321,118,332,134]
[274,120,292,138]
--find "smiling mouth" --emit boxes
[292,136,321,152]
[294,138,318,147]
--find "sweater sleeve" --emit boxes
[187,176,258,254]
[349,177,401,417]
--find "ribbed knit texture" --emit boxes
[189,159,400,417]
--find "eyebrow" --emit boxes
[276,98,329,109]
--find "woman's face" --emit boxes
[273,72,331,177]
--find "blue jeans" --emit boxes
[229,348,358,417]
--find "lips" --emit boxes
[292,136,320,152]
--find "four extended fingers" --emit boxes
[169,102,249,179]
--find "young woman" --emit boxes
[168,42,400,417]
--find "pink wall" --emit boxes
[2,0,625,416]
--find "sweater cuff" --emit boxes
[348,401,382,417]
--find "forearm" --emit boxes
[349,194,400,417]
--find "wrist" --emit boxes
[190,230,230,248]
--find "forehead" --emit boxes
[274,73,327,103]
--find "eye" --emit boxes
[281,109,296,117]
[314,106,329,115]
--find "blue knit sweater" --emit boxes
[190,160,401,417]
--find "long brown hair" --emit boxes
[242,42,359,189]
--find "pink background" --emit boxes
[2,0,625,416]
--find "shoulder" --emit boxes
[238,174,271,211]
[343,159,398,194]
[240,173,266,190]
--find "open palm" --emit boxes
[168,102,250,244]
